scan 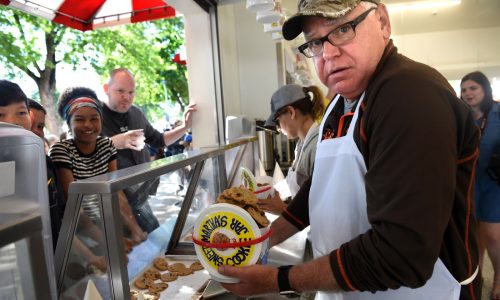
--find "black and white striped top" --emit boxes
[49,136,117,220]
[49,136,117,180]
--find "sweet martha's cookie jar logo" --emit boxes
[198,210,258,268]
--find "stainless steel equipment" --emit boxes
[257,130,275,172]
[273,133,297,173]
[0,122,57,299]
[225,116,255,141]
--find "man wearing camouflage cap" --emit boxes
[219,0,481,299]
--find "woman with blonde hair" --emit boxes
[258,84,325,214]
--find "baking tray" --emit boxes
[129,254,211,299]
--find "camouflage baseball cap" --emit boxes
[282,0,380,40]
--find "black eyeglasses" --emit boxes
[298,7,377,58]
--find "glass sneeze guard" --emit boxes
[54,137,257,300]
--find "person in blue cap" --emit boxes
[182,131,193,151]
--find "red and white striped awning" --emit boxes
[0,0,176,31]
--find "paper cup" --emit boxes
[246,0,274,12]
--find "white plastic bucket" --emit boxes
[192,204,271,283]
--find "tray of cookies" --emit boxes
[129,255,210,300]
[192,187,271,283]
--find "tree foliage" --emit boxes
[83,17,188,121]
[0,6,187,133]
[0,8,78,134]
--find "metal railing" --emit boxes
[54,136,256,299]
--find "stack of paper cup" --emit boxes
[246,0,274,12]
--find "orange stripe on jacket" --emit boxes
[336,248,357,291]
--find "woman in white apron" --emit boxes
[257,84,325,215]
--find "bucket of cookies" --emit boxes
[253,175,274,200]
[192,187,271,283]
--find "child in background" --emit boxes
[0,80,31,129]
[49,87,147,245]
[28,98,46,138]
[27,99,66,247]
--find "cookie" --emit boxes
[143,268,161,280]
[153,257,169,271]
[211,232,230,250]
[143,291,160,300]
[216,195,244,207]
[246,206,270,228]
[134,277,149,290]
[177,267,194,276]
[212,232,230,244]
[160,272,178,282]
[167,262,187,273]
[223,187,257,206]
[148,282,168,293]
[190,261,204,271]
[130,290,139,300]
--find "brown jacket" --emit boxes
[284,41,481,299]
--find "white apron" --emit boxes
[286,122,319,197]
[309,94,462,300]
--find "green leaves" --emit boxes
[0,6,188,125]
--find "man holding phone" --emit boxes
[101,68,197,232]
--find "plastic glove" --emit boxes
[111,129,145,151]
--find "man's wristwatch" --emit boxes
[277,265,296,295]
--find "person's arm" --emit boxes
[50,158,108,271]
[73,237,107,272]
[55,167,74,200]
[108,159,147,244]
[257,193,287,215]
[269,216,299,247]
[265,175,312,247]
[219,255,340,296]
[282,176,311,230]
[258,132,318,215]
[163,103,197,146]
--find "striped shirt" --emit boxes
[49,136,117,180]
[49,136,117,219]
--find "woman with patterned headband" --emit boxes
[49,87,147,270]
